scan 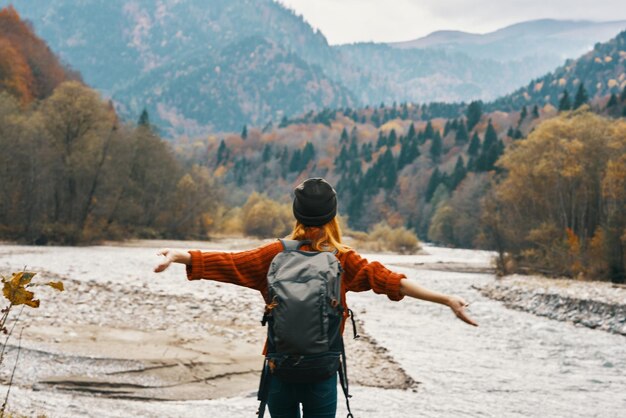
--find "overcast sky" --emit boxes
[275,0,626,44]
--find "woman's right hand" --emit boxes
[154,249,191,273]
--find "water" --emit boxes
[0,243,624,417]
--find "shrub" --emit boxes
[240,193,293,238]
[355,222,420,254]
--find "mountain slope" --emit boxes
[333,42,554,104]
[0,6,80,103]
[489,30,626,111]
[4,0,350,134]
[7,0,336,92]
[114,36,354,135]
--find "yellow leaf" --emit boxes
[47,281,64,292]
[24,298,40,308]
[2,281,39,307]
[11,271,35,287]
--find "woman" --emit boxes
[154,177,477,418]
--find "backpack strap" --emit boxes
[256,358,271,418]
[278,239,311,252]
[338,338,355,418]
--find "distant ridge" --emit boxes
[390,19,626,51]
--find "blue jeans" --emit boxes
[267,374,337,418]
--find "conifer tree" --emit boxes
[507,126,515,138]
[401,103,409,119]
[573,83,589,109]
[216,139,229,165]
[302,142,316,167]
[425,167,441,202]
[279,147,289,178]
[455,121,468,143]
[289,149,302,172]
[388,129,397,147]
[424,121,434,139]
[376,131,386,149]
[558,90,571,111]
[519,106,527,124]
[371,111,380,127]
[340,127,349,144]
[262,144,272,162]
[407,123,416,141]
[466,100,483,131]
[468,132,480,156]
[349,136,359,159]
[467,156,476,172]
[607,93,618,109]
[241,124,248,140]
[361,142,372,162]
[430,131,443,162]
[350,126,358,141]
[483,120,498,153]
[335,145,349,171]
[138,108,150,126]
[382,148,397,190]
[417,130,426,144]
[532,105,540,118]
[452,156,466,189]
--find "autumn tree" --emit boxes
[0,6,79,101]
[240,192,292,238]
[488,109,626,282]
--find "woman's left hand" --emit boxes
[447,295,479,327]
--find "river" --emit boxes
[0,242,624,417]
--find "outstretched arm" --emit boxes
[153,242,283,299]
[400,278,478,327]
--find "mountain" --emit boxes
[334,19,626,105]
[4,0,349,135]
[332,42,551,105]
[390,19,626,61]
[489,29,626,111]
[6,0,626,135]
[114,36,353,136]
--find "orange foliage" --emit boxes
[0,38,33,103]
[0,6,80,103]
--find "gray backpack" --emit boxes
[257,239,357,418]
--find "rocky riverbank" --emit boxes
[0,241,417,417]
[476,275,626,336]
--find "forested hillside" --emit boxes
[0,6,81,103]
[491,30,626,112]
[0,7,220,244]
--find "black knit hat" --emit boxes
[293,178,337,226]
